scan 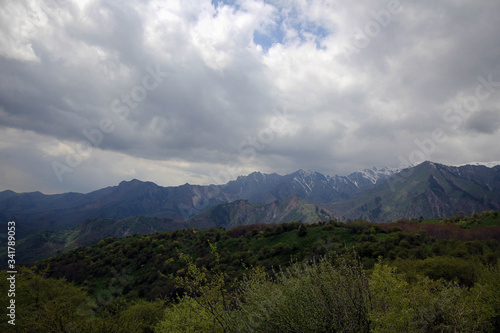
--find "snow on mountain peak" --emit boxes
[452,161,500,168]
[350,166,400,185]
[295,169,318,177]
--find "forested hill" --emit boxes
[2,211,500,332]
[4,196,336,265]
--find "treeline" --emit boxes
[1,212,499,332]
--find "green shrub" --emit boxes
[233,256,371,332]
[369,262,495,332]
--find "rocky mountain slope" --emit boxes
[0,166,396,236]
[1,161,499,240]
[187,196,337,230]
[333,161,500,222]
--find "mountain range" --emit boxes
[0,165,398,235]
[333,161,500,221]
[2,160,500,263]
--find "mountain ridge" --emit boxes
[333,161,500,222]
[1,161,499,239]
[0,164,397,234]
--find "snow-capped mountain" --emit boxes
[334,161,500,222]
[452,161,500,168]
[2,161,499,238]
[346,166,400,188]
[224,166,399,204]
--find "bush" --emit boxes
[415,256,479,287]
[369,262,494,332]
[233,256,371,332]
[0,268,92,332]
[155,297,221,332]
[118,300,164,333]
[346,221,371,234]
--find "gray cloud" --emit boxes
[465,110,500,135]
[1,0,500,194]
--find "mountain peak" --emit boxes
[416,161,437,168]
[347,166,399,186]
[117,179,158,189]
[293,169,319,177]
[118,179,143,186]
[453,161,500,168]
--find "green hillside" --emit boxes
[1,211,500,332]
[0,216,186,264]
[4,196,337,266]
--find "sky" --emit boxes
[1,0,500,194]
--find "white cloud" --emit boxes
[1,0,500,193]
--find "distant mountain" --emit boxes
[187,196,337,230]
[2,161,500,242]
[345,166,400,189]
[0,180,227,236]
[0,166,396,237]
[452,161,500,168]
[223,167,398,204]
[333,161,500,222]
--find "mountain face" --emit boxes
[186,196,337,230]
[1,162,499,241]
[334,161,500,222]
[0,167,396,236]
[2,161,500,265]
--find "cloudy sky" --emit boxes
[1,0,500,194]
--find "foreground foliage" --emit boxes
[231,256,371,333]
[1,211,500,332]
[154,256,499,333]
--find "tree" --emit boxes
[155,296,221,332]
[168,243,236,332]
[117,300,164,333]
[298,224,308,237]
[369,263,412,332]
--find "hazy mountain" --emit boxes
[0,166,396,237]
[2,161,499,241]
[186,196,337,230]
